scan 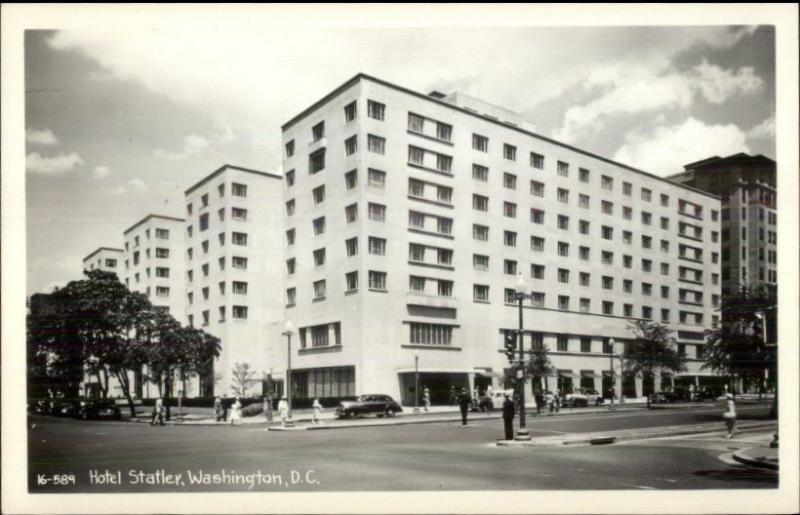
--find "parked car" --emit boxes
[335,394,403,419]
[693,388,722,402]
[477,390,538,412]
[54,399,82,417]
[563,389,604,407]
[79,399,122,420]
[664,388,692,403]
[648,392,669,404]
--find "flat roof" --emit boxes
[123,214,185,235]
[185,164,282,196]
[683,152,776,170]
[282,73,720,201]
[82,246,123,262]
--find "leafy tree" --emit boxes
[230,362,259,398]
[623,319,687,407]
[526,345,554,396]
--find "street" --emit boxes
[28,403,778,492]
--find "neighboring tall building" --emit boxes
[277,73,723,404]
[669,153,777,295]
[122,214,187,323]
[183,165,284,397]
[82,247,123,276]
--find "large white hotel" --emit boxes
[81,73,725,403]
[276,73,723,405]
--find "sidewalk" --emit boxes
[732,432,780,470]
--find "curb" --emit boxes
[732,448,779,471]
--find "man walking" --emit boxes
[458,387,471,427]
[502,392,515,440]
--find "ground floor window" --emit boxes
[642,372,655,397]
[622,372,636,398]
[579,371,596,390]
[290,366,355,399]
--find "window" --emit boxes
[602,251,613,265]
[155,248,169,259]
[369,237,386,255]
[368,203,386,222]
[503,143,517,161]
[642,235,652,249]
[313,280,327,300]
[623,255,633,268]
[285,170,295,187]
[408,113,425,132]
[232,306,248,319]
[286,229,295,245]
[231,208,248,221]
[581,337,592,353]
[642,306,653,320]
[436,122,452,142]
[641,188,652,202]
[232,232,248,246]
[558,296,570,310]
[623,182,632,196]
[661,263,670,275]
[202,310,210,326]
[602,276,613,290]
[579,168,590,183]
[623,206,632,220]
[345,169,357,190]
[579,298,590,313]
[186,203,193,216]
[503,202,517,218]
[345,203,358,223]
[156,286,169,298]
[623,304,633,317]
[409,244,425,262]
[579,194,590,209]
[602,302,614,315]
[232,281,248,295]
[579,220,590,235]
[531,208,544,224]
[367,100,385,120]
[531,181,545,197]
[286,200,296,216]
[232,183,247,197]
[472,224,489,242]
[531,236,545,252]
[601,175,613,191]
[437,280,454,298]
[155,228,169,240]
[285,140,295,158]
[312,185,325,204]
[409,211,425,229]
[286,258,296,275]
[504,230,517,247]
[473,254,489,271]
[286,288,296,306]
[409,180,425,198]
[410,323,453,346]
[530,152,544,169]
[558,215,569,230]
[367,134,386,155]
[473,285,489,302]
[504,259,518,276]
[368,168,385,188]
[436,154,452,173]
[345,237,358,256]
[312,121,325,142]
[219,257,227,270]
[201,264,209,277]
[661,309,670,323]
[346,271,358,292]
[557,161,569,177]
[623,230,632,245]
[558,188,569,204]
[368,271,387,291]
[472,164,488,182]
[579,246,590,261]
[344,101,357,123]
[623,279,633,293]
[473,194,489,212]
[641,211,652,225]
[472,133,488,152]
[642,259,652,272]
[313,216,326,235]
[660,194,669,207]
[642,283,652,296]
[557,242,569,257]
[602,226,613,240]
[313,248,326,266]
[661,217,669,230]
[531,264,545,279]
[504,173,517,190]
[531,292,545,308]
[601,201,613,215]
[558,268,570,284]
[344,135,358,156]
[309,149,326,174]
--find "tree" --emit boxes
[703,285,777,408]
[230,362,259,398]
[624,319,687,407]
[526,345,555,396]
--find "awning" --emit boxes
[602,370,617,377]
[557,369,577,378]
[580,370,599,378]
[396,368,475,374]
[474,369,505,379]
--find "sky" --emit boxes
[24,20,776,295]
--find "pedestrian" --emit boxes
[449,386,457,406]
[278,396,289,426]
[458,387,471,427]
[554,389,561,413]
[312,397,323,424]
[486,384,493,399]
[229,397,242,426]
[545,391,554,413]
[422,388,431,412]
[723,393,737,439]
[535,391,543,414]
[151,397,164,426]
[502,392,515,440]
[472,387,480,411]
[214,397,224,422]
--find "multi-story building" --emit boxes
[183,165,284,397]
[668,153,777,295]
[277,73,724,404]
[122,214,187,323]
[82,247,123,276]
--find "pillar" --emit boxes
[635,374,643,400]
[654,371,662,393]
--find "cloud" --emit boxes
[26,152,84,175]
[692,60,762,104]
[109,178,148,195]
[26,128,59,146]
[93,165,111,179]
[153,134,210,161]
[613,117,749,176]
[747,117,775,139]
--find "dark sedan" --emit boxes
[79,399,122,420]
[335,395,403,419]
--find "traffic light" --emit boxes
[752,314,764,342]
[504,331,517,363]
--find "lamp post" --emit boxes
[514,273,531,441]
[265,367,273,422]
[282,320,295,427]
[608,339,615,410]
[413,350,420,413]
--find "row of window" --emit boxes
[126,266,171,281]
[188,305,249,326]
[127,247,171,267]
[285,270,388,305]
[125,228,170,251]
[186,256,248,282]
[186,183,248,215]
[187,281,249,304]
[122,282,171,298]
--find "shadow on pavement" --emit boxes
[694,466,778,485]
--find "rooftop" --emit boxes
[82,246,123,262]
[123,214,186,235]
[185,164,282,196]
[683,152,777,171]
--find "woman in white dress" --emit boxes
[229,397,242,425]
[278,397,289,426]
[723,393,737,438]
[312,398,323,424]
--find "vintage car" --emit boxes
[335,394,403,419]
[562,388,604,407]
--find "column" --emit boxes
[654,371,662,393]
[635,374,643,400]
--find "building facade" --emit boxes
[82,247,124,276]
[278,73,723,405]
[668,153,777,295]
[183,165,284,397]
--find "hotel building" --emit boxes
[278,73,723,405]
[183,165,284,397]
[82,247,123,276]
[668,153,777,295]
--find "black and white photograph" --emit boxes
[2,4,798,514]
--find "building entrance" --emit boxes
[398,372,469,407]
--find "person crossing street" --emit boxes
[502,392,515,440]
[458,387,471,427]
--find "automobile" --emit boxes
[563,388,604,408]
[648,391,669,404]
[79,399,122,420]
[54,399,82,417]
[663,388,692,403]
[693,388,722,402]
[476,390,538,412]
[335,394,403,419]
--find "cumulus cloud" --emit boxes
[613,117,749,176]
[109,178,148,195]
[93,165,111,179]
[747,117,775,139]
[26,128,59,146]
[26,152,84,175]
[153,134,210,161]
[692,60,762,104]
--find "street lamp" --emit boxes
[282,320,295,427]
[608,338,615,410]
[514,273,532,441]
[413,350,420,413]
[265,367,273,422]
